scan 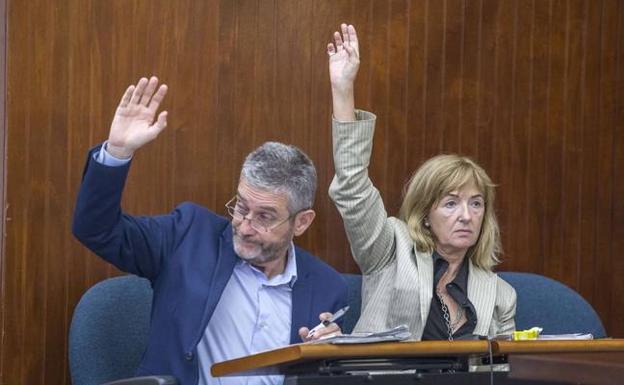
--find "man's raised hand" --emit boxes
[107,76,168,159]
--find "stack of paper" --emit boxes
[310,325,412,344]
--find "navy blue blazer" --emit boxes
[72,145,348,385]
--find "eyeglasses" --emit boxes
[225,196,296,234]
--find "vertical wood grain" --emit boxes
[2,1,624,383]
[0,0,5,380]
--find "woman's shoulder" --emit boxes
[387,217,415,248]
[495,274,515,290]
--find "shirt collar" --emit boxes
[432,251,470,292]
[240,242,298,288]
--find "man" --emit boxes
[72,76,347,385]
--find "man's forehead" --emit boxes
[236,180,289,210]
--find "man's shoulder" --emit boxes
[169,201,231,231]
[174,201,222,217]
[295,246,345,281]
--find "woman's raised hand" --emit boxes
[328,24,360,92]
[328,24,359,121]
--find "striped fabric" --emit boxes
[329,110,516,340]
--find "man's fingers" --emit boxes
[139,76,160,106]
[130,77,149,105]
[156,111,168,130]
[298,327,311,341]
[118,85,134,108]
[148,84,168,113]
[149,111,168,137]
[315,322,340,337]
[310,323,340,340]
[319,312,333,322]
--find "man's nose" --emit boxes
[237,216,257,235]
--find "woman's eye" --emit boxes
[444,200,457,208]
[471,200,484,208]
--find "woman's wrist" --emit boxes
[331,81,354,95]
[331,81,356,121]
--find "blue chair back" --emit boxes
[499,272,606,337]
[69,271,605,385]
[340,272,605,338]
[69,275,153,385]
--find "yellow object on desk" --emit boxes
[512,327,543,341]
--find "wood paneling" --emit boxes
[1,0,623,383]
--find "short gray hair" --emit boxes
[240,142,317,213]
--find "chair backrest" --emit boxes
[498,271,606,337]
[340,272,606,338]
[342,273,363,334]
[69,275,153,385]
[69,274,364,384]
[69,271,605,384]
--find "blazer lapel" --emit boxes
[192,224,239,346]
[290,252,312,344]
[212,225,239,295]
[468,262,497,336]
[415,249,434,329]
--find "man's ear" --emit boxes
[293,209,316,236]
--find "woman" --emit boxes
[327,24,516,340]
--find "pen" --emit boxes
[307,305,350,338]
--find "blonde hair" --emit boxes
[398,154,501,271]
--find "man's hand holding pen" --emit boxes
[298,306,349,342]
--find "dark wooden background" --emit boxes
[1,0,622,384]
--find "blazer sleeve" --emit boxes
[328,110,398,275]
[491,277,517,336]
[72,145,187,281]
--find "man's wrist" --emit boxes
[105,143,134,159]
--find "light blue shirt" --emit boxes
[95,143,297,385]
[197,250,297,385]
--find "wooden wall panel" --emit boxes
[1,0,623,384]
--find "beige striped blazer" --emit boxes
[329,110,516,339]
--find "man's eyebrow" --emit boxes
[236,194,279,214]
[255,205,279,214]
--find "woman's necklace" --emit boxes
[436,290,464,341]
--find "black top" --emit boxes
[421,252,477,340]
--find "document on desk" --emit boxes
[309,325,412,344]
[537,333,594,340]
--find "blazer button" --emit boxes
[185,352,194,361]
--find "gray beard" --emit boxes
[232,232,292,265]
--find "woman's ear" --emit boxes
[293,209,316,236]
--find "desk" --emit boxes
[509,352,624,385]
[212,339,624,385]
[211,340,490,377]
